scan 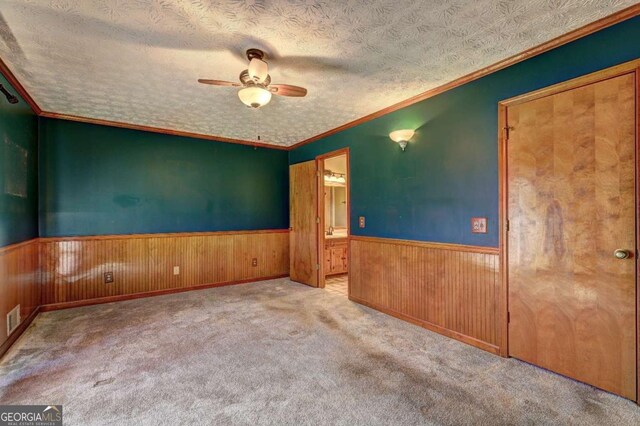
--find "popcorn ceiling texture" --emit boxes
[0,0,635,146]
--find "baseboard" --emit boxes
[349,295,500,355]
[325,272,348,278]
[0,306,41,359]
[41,274,289,312]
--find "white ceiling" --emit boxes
[0,0,636,147]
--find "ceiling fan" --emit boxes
[198,48,307,109]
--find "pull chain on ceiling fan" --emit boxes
[198,48,307,108]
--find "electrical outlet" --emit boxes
[252,258,258,267]
[471,217,488,234]
[359,216,366,228]
[173,266,180,275]
[104,272,114,284]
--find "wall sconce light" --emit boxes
[0,84,18,104]
[389,129,414,151]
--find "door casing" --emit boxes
[315,148,351,289]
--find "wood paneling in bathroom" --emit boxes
[40,230,289,307]
[349,236,500,353]
[0,239,40,357]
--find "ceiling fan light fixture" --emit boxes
[238,85,272,108]
[248,58,269,83]
[198,47,306,109]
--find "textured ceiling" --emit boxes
[0,0,636,146]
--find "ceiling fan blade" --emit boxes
[0,12,26,61]
[270,56,349,73]
[227,37,280,62]
[198,79,241,87]
[269,84,307,97]
[225,37,348,73]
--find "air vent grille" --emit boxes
[7,305,20,336]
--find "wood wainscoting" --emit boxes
[40,230,289,309]
[0,239,41,357]
[349,236,501,354]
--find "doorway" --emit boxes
[317,149,350,296]
[499,62,639,401]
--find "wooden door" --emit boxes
[507,73,637,400]
[290,161,318,287]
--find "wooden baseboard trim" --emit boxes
[325,272,348,278]
[0,306,41,359]
[40,274,288,312]
[349,295,500,355]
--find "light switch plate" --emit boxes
[471,217,487,234]
[359,216,365,228]
[173,266,180,275]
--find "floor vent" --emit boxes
[7,305,20,336]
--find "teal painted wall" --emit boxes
[290,16,640,248]
[39,118,289,237]
[0,74,38,246]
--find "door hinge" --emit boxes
[316,216,320,224]
[316,169,321,177]
[506,219,510,231]
[507,312,511,323]
[504,126,513,141]
[315,264,320,270]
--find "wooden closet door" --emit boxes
[507,73,637,400]
[289,161,318,287]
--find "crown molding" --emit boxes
[0,56,285,150]
[38,111,288,150]
[1,4,639,151]
[287,3,640,151]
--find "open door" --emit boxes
[289,160,318,287]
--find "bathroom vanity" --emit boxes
[324,235,348,276]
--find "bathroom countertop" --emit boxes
[325,231,348,239]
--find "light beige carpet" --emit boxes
[1,278,639,425]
